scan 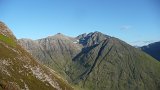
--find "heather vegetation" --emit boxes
[0,22,73,90]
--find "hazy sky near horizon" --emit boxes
[0,0,160,46]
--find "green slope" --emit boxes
[68,38,160,90]
[0,21,73,90]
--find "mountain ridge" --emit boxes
[18,33,83,80]
[19,31,160,90]
[68,37,160,90]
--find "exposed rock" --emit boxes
[77,31,110,47]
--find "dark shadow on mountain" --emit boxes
[72,44,99,62]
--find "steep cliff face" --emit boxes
[19,31,160,90]
[0,21,73,90]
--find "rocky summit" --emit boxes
[19,30,160,90]
[0,21,73,90]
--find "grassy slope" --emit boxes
[0,32,73,90]
[68,38,160,90]
[0,34,16,47]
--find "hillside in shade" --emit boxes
[141,41,160,61]
[19,31,160,90]
[0,21,73,90]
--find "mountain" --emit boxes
[68,36,160,90]
[141,41,160,61]
[18,33,83,80]
[76,31,110,47]
[0,21,73,90]
[19,31,160,90]
[18,31,110,78]
[129,40,156,46]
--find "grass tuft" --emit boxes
[0,34,16,47]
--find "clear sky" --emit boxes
[0,0,160,46]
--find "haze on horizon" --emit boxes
[0,0,160,46]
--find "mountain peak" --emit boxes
[53,33,70,39]
[76,33,87,39]
[93,31,101,34]
[45,33,76,41]
[56,33,63,35]
[77,31,110,47]
[54,33,67,37]
[91,31,108,36]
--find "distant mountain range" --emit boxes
[130,40,157,47]
[0,21,73,90]
[19,31,160,89]
[141,41,160,61]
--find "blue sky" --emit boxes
[0,0,159,46]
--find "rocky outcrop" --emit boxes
[77,31,110,47]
